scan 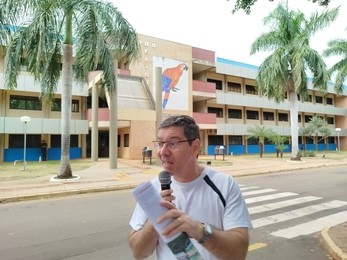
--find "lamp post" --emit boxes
[20,116,31,170]
[335,127,341,152]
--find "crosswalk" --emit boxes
[240,184,347,239]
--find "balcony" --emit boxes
[192,47,215,63]
[192,47,215,75]
[193,112,216,126]
[86,108,110,121]
[193,80,216,102]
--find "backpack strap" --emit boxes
[203,175,226,208]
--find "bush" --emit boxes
[303,150,316,157]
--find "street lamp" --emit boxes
[335,127,341,152]
[20,116,31,170]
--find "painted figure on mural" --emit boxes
[162,63,188,109]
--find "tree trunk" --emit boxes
[58,11,73,179]
[289,91,300,160]
[58,43,73,179]
[259,143,263,158]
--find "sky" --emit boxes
[112,0,347,67]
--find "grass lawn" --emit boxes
[0,159,93,182]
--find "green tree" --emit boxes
[301,116,332,151]
[247,125,274,158]
[250,3,338,160]
[231,0,330,14]
[1,0,140,178]
[268,133,289,158]
[323,39,347,92]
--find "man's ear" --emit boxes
[192,139,200,157]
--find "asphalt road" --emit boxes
[240,165,347,260]
[0,165,346,260]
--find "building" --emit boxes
[1,34,346,162]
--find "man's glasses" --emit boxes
[153,139,195,150]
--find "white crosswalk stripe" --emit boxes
[271,211,347,238]
[242,185,347,239]
[240,186,260,191]
[245,192,297,204]
[248,196,322,214]
[252,200,347,228]
[242,188,277,196]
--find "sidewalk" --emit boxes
[0,155,346,259]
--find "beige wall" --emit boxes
[130,34,193,117]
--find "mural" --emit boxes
[153,57,189,110]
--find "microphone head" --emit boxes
[158,171,171,185]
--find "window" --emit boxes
[9,134,40,148]
[278,113,288,122]
[10,95,42,110]
[71,100,79,112]
[227,82,241,93]
[118,135,121,147]
[327,117,334,124]
[245,84,258,95]
[328,136,334,143]
[208,107,223,118]
[52,99,80,112]
[20,57,28,71]
[229,136,242,145]
[306,138,314,144]
[207,78,223,90]
[228,109,242,119]
[315,96,323,103]
[263,112,274,121]
[304,115,312,123]
[124,134,129,147]
[326,97,333,105]
[304,94,312,102]
[246,110,259,120]
[87,96,108,109]
[208,135,223,146]
[247,138,258,145]
[298,114,301,122]
[51,135,78,147]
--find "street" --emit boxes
[241,165,347,260]
[0,165,346,259]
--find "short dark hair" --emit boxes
[159,115,200,142]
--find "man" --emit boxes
[40,140,48,161]
[129,115,252,260]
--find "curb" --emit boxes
[0,184,138,204]
[321,226,347,260]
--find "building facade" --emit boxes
[1,34,346,162]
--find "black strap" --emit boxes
[203,175,226,208]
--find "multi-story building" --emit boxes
[1,34,346,162]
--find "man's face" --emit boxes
[156,126,198,175]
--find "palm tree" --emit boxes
[250,3,338,160]
[302,116,332,151]
[247,125,274,158]
[1,0,140,178]
[323,39,347,92]
[268,133,289,158]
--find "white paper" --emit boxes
[133,181,203,259]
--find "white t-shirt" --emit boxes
[129,166,253,260]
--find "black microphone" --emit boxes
[159,171,171,190]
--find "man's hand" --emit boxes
[157,200,203,241]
